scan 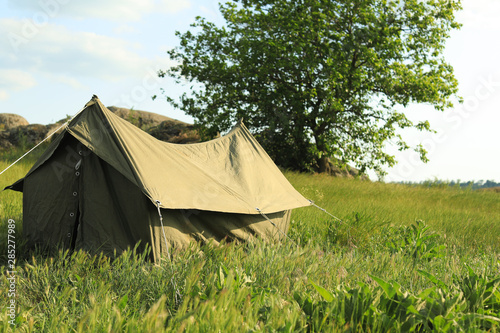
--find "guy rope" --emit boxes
[0,105,86,177]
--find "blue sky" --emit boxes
[1,0,498,183]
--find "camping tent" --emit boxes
[5,95,310,261]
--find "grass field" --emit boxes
[0,145,499,332]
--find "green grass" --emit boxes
[0,145,499,332]
[290,172,500,252]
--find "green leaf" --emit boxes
[432,315,450,330]
[309,280,334,302]
[417,269,449,293]
[117,294,128,311]
[369,274,396,299]
[218,265,226,289]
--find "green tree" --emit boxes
[160,0,462,175]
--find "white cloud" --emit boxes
[49,74,87,90]
[0,19,154,81]
[113,24,136,34]
[0,69,37,100]
[0,69,37,89]
[0,18,177,100]
[7,0,191,21]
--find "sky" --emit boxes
[0,0,498,183]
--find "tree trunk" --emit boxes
[314,130,330,173]
[317,155,331,174]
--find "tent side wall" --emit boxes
[151,209,291,259]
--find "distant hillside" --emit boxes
[478,186,500,193]
[107,106,201,144]
[397,179,500,191]
[0,107,200,150]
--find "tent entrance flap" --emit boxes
[70,209,80,250]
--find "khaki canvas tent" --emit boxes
[5,95,311,261]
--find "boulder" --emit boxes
[0,121,66,150]
[148,120,200,144]
[329,162,367,179]
[0,113,29,130]
[0,131,13,149]
[6,124,50,147]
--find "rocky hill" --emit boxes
[106,106,200,144]
[0,107,200,150]
[0,114,29,129]
[0,114,67,150]
[0,108,362,178]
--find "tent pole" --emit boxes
[255,207,298,246]
[155,200,171,261]
[308,200,343,222]
[155,200,181,305]
[308,200,357,249]
[0,105,87,177]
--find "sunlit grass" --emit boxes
[0,145,499,331]
[288,172,500,251]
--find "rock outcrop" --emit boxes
[0,107,200,149]
[108,106,200,144]
[0,114,29,130]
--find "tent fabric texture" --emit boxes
[5,95,310,261]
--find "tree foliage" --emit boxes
[160,0,462,175]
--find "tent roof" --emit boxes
[48,95,311,214]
